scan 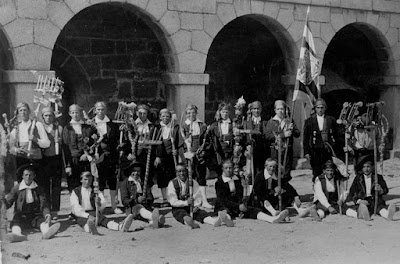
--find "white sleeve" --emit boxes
[167,181,189,207]
[314,178,331,208]
[35,122,51,148]
[70,191,89,218]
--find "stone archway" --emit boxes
[322,23,393,117]
[0,27,14,116]
[50,2,175,122]
[204,14,296,123]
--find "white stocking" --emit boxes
[139,208,152,220]
[256,212,274,223]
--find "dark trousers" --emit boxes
[42,155,63,211]
[192,156,206,186]
[156,154,176,189]
[11,212,46,230]
[98,155,117,191]
[68,156,89,192]
[76,211,111,228]
[343,196,387,216]
[172,206,213,224]
[310,148,332,182]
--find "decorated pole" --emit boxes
[170,113,178,168]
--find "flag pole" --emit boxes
[283,6,311,174]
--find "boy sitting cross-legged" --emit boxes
[70,171,134,234]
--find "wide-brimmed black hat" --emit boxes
[122,161,145,176]
[355,155,374,173]
[17,163,42,179]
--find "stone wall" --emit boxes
[51,3,166,118]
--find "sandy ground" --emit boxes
[2,159,400,264]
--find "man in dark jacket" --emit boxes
[343,156,397,221]
[253,158,309,218]
[4,164,60,242]
[265,100,300,181]
[303,98,337,182]
[120,161,164,228]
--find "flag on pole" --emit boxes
[293,6,321,103]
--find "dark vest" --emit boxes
[172,178,189,201]
[317,174,338,202]
[43,125,58,157]
[73,186,96,209]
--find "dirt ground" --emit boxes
[2,159,400,264]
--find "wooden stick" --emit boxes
[277,135,282,212]
[336,180,342,215]
[372,127,378,216]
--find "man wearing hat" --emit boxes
[63,104,95,192]
[41,106,63,212]
[265,100,300,181]
[343,156,397,221]
[243,101,268,175]
[303,98,338,182]
[3,164,61,242]
[93,101,122,214]
[120,161,165,228]
[9,102,50,181]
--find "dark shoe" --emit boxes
[357,204,371,221]
[160,201,171,208]
[158,214,166,227]
[120,214,134,232]
[310,206,321,222]
[87,219,100,235]
[42,222,61,240]
[183,216,200,229]
[8,233,27,243]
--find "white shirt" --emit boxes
[70,187,106,218]
[160,122,171,140]
[220,119,231,135]
[317,115,325,131]
[222,174,238,192]
[95,115,110,136]
[364,174,372,197]
[135,118,151,135]
[44,123,54,134]
[185,119,201,136]
[19,180,38,204]
[70,120,84,135]
[10,120,50,149]
[313,176,335,208]
[167,178,201,207]
[128,176,143,194]
[252,116,261,125]
[264,169,273,180]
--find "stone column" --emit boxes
[163,73,209,121]
[3,70,55,112]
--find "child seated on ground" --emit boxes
[168,163,232,229]
[343,156,398,221]
[120,161,165,228]
[3,164,61,242]
[70,171,134,234]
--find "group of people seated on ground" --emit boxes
[2,97,399,243]
[4,153,398,242]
